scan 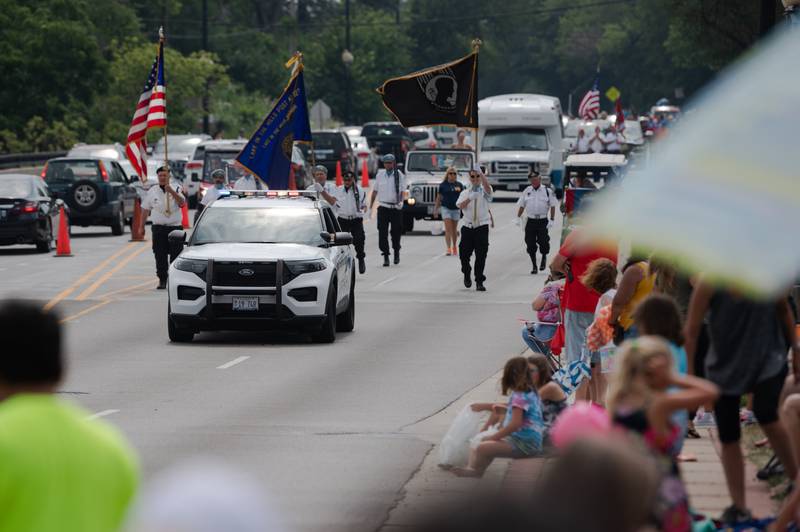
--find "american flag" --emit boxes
[578,79,600,120]
[125,39,166,180]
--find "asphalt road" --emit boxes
[0,192,554,532]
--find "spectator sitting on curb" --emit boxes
[455,357,544,477]
[521,271,565,356]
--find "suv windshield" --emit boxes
[0,178,32,198]
[45,160,103,184]
[312,133,346,151]
[154,137,206,159]
[482,128,548,151]
[405,152,473,173]
[203,150,242,181]
[193,207,324,245]
[361,124,408,137]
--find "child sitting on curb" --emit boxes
[455,357,544,477]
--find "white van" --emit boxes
[478,94,566,194]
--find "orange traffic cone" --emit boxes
[54,205,72,257]
[288,166,297,190]
[335,161,343,186]
[181,200,190,229]
[361,159,370,188]
[129,197,145,242]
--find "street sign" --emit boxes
[310,100,332,130]
[605,86,621,103]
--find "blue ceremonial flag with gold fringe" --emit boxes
[237,58,312,189]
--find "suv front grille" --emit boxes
[495,162,532,175]
[213,261,277,287]
[422,185,437,204]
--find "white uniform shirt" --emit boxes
[200,185,229,206]
[333,185,367,218]
[605,132,621,152]
[233,175,266,190]
[142,182,184,226]
[576,137,590,153]
[306,181,337,208]
[374,168,406,208]
[517,185,557,219]
[589,135,605,153]
[457,185,492,228]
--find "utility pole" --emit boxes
[343,0,352,124]
[202,0,210,135]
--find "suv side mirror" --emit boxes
[168,230,187,247]
[319,232,353,246]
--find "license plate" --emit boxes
[232,296,259,311]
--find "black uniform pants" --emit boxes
[338,217,365,259]
[377,206,402,255]
[525,217,550,264]
[460,224,489,283]
[152,224,183,282]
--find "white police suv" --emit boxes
[166,190,356,343]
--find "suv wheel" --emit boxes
[69,180,102,212]
[336,270,355,332]
[111,205,125,235]
[402,213,414,233]
[167,305,194,343]
[312,287,337,343]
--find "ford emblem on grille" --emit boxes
[238,268,255,277]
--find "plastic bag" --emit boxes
[437,405,487,468]
[430,222,444,236]
[470,424,500,449]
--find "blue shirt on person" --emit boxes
[438,181,465,210]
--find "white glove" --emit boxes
[514,217,521,227]
[314,182,324,193]
[547,219,554,229]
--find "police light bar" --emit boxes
[220,190,319,200]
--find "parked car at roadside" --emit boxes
[349,136,378,177]
[361,122,413,168]
[152,134,211,184]
[67,143,158,183]
[0,174,61,252]
[42,157,138,235]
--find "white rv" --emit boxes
[477,94,566,194]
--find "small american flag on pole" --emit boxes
[125,30,166,181]
[578,79,600,120]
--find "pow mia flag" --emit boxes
[377,50,479,128]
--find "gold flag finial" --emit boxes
[285,51,303,69]
[159,26,165,43]
[471,38,482,53]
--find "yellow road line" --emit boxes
[95,279,157,300]
[59,300,112,324]
[43,242,141,311]
[75,244,150,301]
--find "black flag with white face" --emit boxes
[377,51,479,128]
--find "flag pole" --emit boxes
[469,38,481,174]
[288,51,316,170]
[159,26,169,176]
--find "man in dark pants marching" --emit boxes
[456,166,493,291]
[369,154,407,267]
[516,169,557,274]
[140,166,186,289]
[320,170,368,274]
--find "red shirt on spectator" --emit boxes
[557,232,618,313]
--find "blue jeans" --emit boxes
[521,324,557,355]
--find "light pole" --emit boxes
[342,0,353,124]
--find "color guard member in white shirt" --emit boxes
[307,165,338,207]
[320,170,367,274]
[140,166,186,289]
[456,165,493,291]
[516,169,558,274]
[369,154,407,267]
[233,173,266,190]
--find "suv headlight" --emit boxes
[285,259,327,276]
[174,258,207,278]
[410,186,423,201]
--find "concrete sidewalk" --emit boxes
[502,426,777,520]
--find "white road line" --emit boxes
[376,275,399,287]
[217,356,250,370]
[88,409,120,420]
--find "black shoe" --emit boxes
[383,255,390,267]
[719,504,752,526]
[530,265,538,275]
[394,251,400,265]
[540,255,547,271]
[463,273,472,288]
[358,258,366,274]
[476,283,486,292]
[157,279,167,290]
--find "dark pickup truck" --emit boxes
[361,122,413,168]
